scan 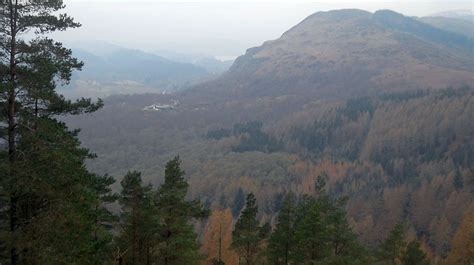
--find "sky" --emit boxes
[56,0,473,59]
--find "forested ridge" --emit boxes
[1,1,473,264]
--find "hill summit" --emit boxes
[203,9,473,99]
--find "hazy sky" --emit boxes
[56,0,473,58]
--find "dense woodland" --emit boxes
[64,83,474,263]
[0,1,473,265]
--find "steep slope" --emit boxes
[202,9,473,100]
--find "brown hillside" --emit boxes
[191,9,473,101]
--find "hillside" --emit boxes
[64,9,474,261]
[189,9,473,102]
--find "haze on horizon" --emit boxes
[57,0,473,59]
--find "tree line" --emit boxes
[115,158,208,265]
[226,176,430,265]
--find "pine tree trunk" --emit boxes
[7,1,19,264]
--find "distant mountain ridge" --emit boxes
[430,9,474,22]
[154,50,234,74]
[418,16,474,38]
[193,9,473,101]
[73,48,207,85]
[62,43,235,98]
[61,48,212,98]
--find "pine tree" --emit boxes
[156,156,209,265]
[378,222,407,264]
[91,174,118,264]
[286,177,368,264]
[402,241,429,265]
[231,193,268,265]
[267,192,297,265]
[295,199,329,262]
[324,197,368,264]
[293,177,331,263]
[327,199,355,255]
[0,0,105,264]
[118,171,157,265]
[8,118,107,264]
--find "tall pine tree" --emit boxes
[402,241,430,265]
[118,171,157,265]
[5,116,109,264]
[156,156,209,265]
[91,174,118,265]
[377,222,407,264]
[231,193,269,265]
[295,198,329,262]
[267,192,297,265]
[274,177,368,264]
[1,1,107,263]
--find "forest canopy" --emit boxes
[1,1,473,264]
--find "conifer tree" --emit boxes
[267,192,297,265]
[327,200,354,255]
[0,0,105,263]
[402,241,429,265]
[156,156,209,265]
[293,176,330,263]
[324,197,368,264]
[91,174,118,264]
[283,177,368,264]
[295,199,329,262]
[7,118,108,264]
[378,222,407,264]
[231,193,268,265]
[118,171,157,265]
